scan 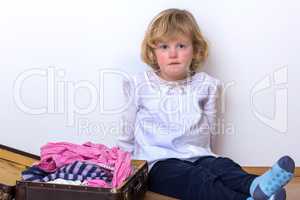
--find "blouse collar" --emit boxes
[147,69,195,88]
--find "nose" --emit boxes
[168,47,178,58]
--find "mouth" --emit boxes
[168,62,181,65]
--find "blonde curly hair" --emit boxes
[141,8,208,73]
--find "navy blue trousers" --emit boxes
[148,156,258,200]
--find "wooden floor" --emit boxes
[145,177,300,200]
[286,177,300,200]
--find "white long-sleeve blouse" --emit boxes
[117,69,221,169]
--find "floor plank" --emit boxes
[286,177,300,200]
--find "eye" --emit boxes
[177,44,186,49]
[157,44,168,50]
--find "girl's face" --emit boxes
[154,35,194,81]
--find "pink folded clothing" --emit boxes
[85,179,111,188]
[36,142,132,188]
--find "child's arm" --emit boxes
[116,78,137,154]
[203,79,222,136]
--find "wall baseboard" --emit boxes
[243,167,300,177]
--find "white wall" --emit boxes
[0,0,299,166]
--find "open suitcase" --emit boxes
[0,144,148,200]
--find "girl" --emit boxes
[117,8,295,200]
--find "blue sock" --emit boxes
[247,188,286,200]
[250,156,294,200]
